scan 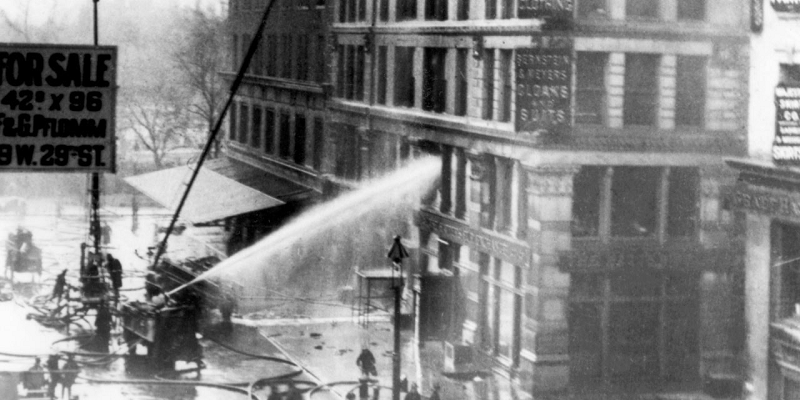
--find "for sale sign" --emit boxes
[773,86,800,164]
[0,43,117,172]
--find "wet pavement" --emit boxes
[0,198,337,400]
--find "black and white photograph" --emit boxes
[0,0,786,399]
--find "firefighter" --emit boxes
[61,354,79,400]
[94,303,112,353]
[23,357,46,391]
[356,347,377,377]
[50,270,68,303]
[105,253,123,300]
[46,354,60,399]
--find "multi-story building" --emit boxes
[726,2,800,400]
[329,0,750,397]
[221,0,329,253]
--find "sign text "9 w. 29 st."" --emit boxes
[0,43,117,172]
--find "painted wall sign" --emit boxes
[773,86,800,164]
[771,0,800,13]
[515,35,573,138]
[417,210,530,267]
[728,183,800,220]
[0,43,117,172]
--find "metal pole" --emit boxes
[393,282,402,400]
[90,0,101,258]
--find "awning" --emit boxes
[125,164,285,224]
[203,157,315,201]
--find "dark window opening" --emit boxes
[780,64,800,86]
[486,0,496,19]
[611,167,659,237]
[499,50,512,122]
[482,49,495,120]
[572,166,604,237]
[294,114,307,165]
[355,46,365,101]
[279,112,291,159]
[675,56,706,127]
[423,48,447,113]
[779,224,800,319]
[501,0,513,18]
[394,47,415,107]
[666,167,699,237]
[313,117,324,170]
[283,35,293,79]
[337,45,346,98]
[457,0,468,19]
[623,53,659,126]
[397,0,417,20]
[425,0,447,20]
[239,103,249,144]
[265,108,275,154]
[377,46,388,105]
[232,35,239,71]
[297,35,309,81]
[242,34,252,73]
[316,35,326,82]
[229,102,237,141]
[455,49,468,116]
[358,0,367,20]
[267,35,277,76]
[576,52,607,125]
[251,106,262,148]
[379,0,389,20]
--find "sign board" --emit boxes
[771,0,800,13]
[773,86,800,163]
[0,43,116,172]
[515,35,573,138]
[518,0,573,20]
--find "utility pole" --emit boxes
[90,0,101,258]
[388,235,409,400]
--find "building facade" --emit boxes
[329,0,750,397]
[223,0,330,253]
[726,1,800,400]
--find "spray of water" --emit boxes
[167,156,441,296]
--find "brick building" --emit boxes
[726,1,800,399]
[328,0,751,397]
[221,0,329,253]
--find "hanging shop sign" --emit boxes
[515,34,573,139]
[773,86,800,164]
[0,43,117,172]
[771,0,800,13]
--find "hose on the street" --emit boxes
[77,374,263,400]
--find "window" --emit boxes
[379,0,389,20]
[339,0,347,22]
[486,0,496,19]
[239,103,249,144]
[780,64,800,85]
[578,0,607,17]
[358,0,366,20]
[423,48,447,113]
[425,0,447,20]
[294,114,307,165]
[337,45,346,98]
[313,117,324,170]
[494,158,513,231]
[499,50,512,122]
[316,35,326,82]
[576,52,607,125]
[267,35,277,76]
[232,35,239,71]
[283,35,293,79]
[297,35,309,81]
[457,0,468,20]
[397,0,417,20]
[666,168,698,237]
[626,0,658,18]
[253,38,264,75]
[279,112,291,158]
[678,0,704,20]
[611,167,659,237]
[355,46,365,101]
[623,53,659,126]
[337,45,365,101]
[251,106,262,148]
[675,56,706,127]
[779,224,800,319]
[265,108,275,154]
[501,0,513,19]
[377,46,388,105]
[470,157,494,229]
[455,49,468,116]
[242,34,252,73]
[316,0,325,6]
[483,49,495,120]
[572,166,604,237]
[394,47,415,107]
[229,101,238,141]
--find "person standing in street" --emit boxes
[356,347,377,377]
[46,354,60,399]
[105,253,123,300]
[50,270,68,303]
[61,354,79,400]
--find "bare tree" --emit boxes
[123,84,193,169]
[172,6,229,158]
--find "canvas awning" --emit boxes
[125,164,285,224]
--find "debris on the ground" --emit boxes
[310,332,322,338]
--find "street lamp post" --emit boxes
[387,235,409,400]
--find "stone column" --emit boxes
[518,165,578,393]
[744,213,772,400]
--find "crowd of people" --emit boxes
[23,354,80,400]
